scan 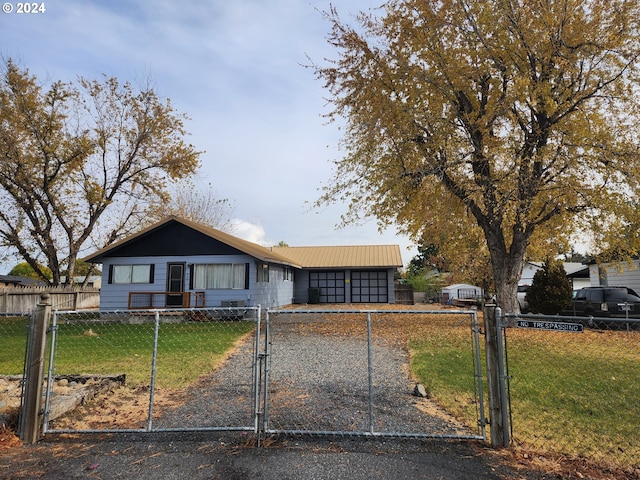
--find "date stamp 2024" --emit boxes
[2,2,46,14]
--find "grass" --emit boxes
[408,316,640,470]
[504,328,640,467]
[53,319,255,388]
[408,320,484,433]
[0,317,31,375]
[0,317,255,389]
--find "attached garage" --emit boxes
[274,245,402,304]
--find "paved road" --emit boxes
[1,432,548,479]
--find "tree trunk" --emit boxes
[493,262,521,314]
[486,230,527,315]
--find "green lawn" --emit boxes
[409,320,640,469]
[1,318,255,389]
[0,316,31,375]
[53,320,255,388]
[504,328,640,467]
[409,323,483,432]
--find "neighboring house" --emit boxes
[587,258,640,293]
[519,261,590,290]
[0,275,47,287]
[83,216,403,310]
[60,275,103,289]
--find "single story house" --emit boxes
[84,216,403,310]
[519,261,590,290]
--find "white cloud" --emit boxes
[230,219,267,246]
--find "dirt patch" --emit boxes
[49,384,185,431]
[413,397,468,431]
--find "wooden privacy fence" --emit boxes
[393,283,414,305]
[0,286,100,313]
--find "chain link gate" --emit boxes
[259,309,487,441]
[39,306,487,444]
[42,307,263,435]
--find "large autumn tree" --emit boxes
[314,0,640,312]
[0,60,201,285]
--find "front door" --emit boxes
[166,263,185,307]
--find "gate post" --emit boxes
[484,302,510,447]
[20,293,51,444]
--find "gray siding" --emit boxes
[98,256,396,310]
[252,263,295,309]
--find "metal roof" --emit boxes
[271,245,403,269]
[84,216,403,270]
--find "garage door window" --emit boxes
[351,270,388,303]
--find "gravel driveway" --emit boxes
[156,312,476,440]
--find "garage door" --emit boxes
[351,270,388,303]
[309,271,346,303]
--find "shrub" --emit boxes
[527,259,572,314]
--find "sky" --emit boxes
[0,0,419,273]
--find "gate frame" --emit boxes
[40,306,262,436]
[28,305,489,444]
[259,308,487,442]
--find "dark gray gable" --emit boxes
[102,221,244,258]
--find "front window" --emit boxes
[111,264,153,284]
[193,263,246,289]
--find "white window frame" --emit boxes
[284,266,293,282]
[112,264,152,284]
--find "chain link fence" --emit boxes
[504,313,640,472]
[42,307,262,434]
[5,303,638,474]
[263,309,486,440]
[0,313,31,428]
